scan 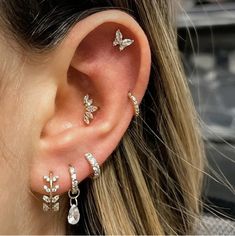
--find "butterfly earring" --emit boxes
[113,29,134,51]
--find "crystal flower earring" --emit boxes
[67,165,80,225]
[42,171,60,212]
[83,94,99,125]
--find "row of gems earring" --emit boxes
[128,92,140,117]
[83,94,99,125]
[41,28,134,217]
[42,172,59,211]
[67,165,80,225]
[113,29,134,51]
[85,153,101,179]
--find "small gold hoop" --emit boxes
[128,92,140,117]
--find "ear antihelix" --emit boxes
[83,94,99,125]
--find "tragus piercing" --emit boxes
[83,94,99,125]
[128,92,140,117]
[67,165,80,225]
[113,29,134,51]
[85,153,101,179]
[42,171,60,212]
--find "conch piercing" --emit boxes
[42,172,60,212]
[67,165,80,225]
[85,153,101,179]
[113,29,134,51]
[128,92,140,117]
[83,94,99,125]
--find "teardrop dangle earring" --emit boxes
[67,165,80,225]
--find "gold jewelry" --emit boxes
[85,153,101,179]
[128,92,140,117]
[113,29,134,51]
[42,172,59,212]
[83,94,98,125]
[67,165,80,225]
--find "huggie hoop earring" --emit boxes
[67,165,80,225]
[85,153,101,179]
[42,171,60,212]
[128,92,140,117]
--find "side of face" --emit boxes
[0,9,151,208]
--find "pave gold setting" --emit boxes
[83,94,99,125]
[113,29,134,51]
[85,153,101,179]
[128,92,140,117]
[67,165,80,225]
[42,172,60,212]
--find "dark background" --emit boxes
[178,0,235,220]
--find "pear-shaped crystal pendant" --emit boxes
[68,204,80,225]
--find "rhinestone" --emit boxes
[86,105,98,113]
[68,205,80,225]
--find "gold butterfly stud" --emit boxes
[113,29,134,51]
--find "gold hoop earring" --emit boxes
[85,153,101,179]
[128,92,140,117]
[67,165,80,225]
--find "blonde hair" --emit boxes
[0,0,205,234]
[73,1,205,235]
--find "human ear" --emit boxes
[30,9,151,195]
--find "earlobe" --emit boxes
[30,10,151,199]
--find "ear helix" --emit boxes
[40,30,139,222]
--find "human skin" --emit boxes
[0,10,151,234]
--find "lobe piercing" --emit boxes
[85,153,101,179]
[67,165,80,225]
[128,92,140,117]
[83,94,99,125]
[113,29,134,51]
[42,172,60,212]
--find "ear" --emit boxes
[30,10,151,194]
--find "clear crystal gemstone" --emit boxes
[84,115,90,125]
[52,195,59,203]
[52,202,60,212]
[44,185,50,193]
[68,205,80,225]
[43,195,50,203]
[86,105,98,112]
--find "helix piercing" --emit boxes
[128,92,140,117]
[85,153,101,179]
[42,171,60,212]
[83,94,99,125]
[67,165,80,225]
[113,29,134,51]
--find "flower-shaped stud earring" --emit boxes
[83,94,99,125]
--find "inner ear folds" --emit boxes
[42,23,141,147]
[31,11,151,195]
